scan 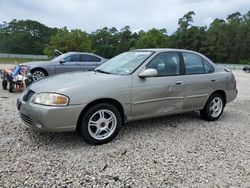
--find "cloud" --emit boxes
[0,0,249,33]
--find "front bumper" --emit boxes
[17,98,86,132]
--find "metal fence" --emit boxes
[0,53,48,60]
[216,63,245,70]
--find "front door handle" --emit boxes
[176,81,183,85]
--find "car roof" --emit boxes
[65,52,103,58]
[133,48,216,66]
[133,48,199,53]
[66,52,94,55]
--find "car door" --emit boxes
[181,52,217,111]
[55,54,82,74]
[80,54,102,71]
[131,52,185,118]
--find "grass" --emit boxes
[0,57,49,64]
[239,59,250,65]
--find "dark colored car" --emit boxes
[243,65,250,72]
[22,52,107,81]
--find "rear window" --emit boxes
[81,55,101,62]
[183,52,214,74]
[203,59,214,73]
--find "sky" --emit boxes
[0,0,249,34]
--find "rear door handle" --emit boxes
[176,81,183,85]
[211,78,217,82]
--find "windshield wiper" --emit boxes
[95,69,111,74]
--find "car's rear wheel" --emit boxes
[80,103,121,145]
[200,93,225,121]
[32,69,47,81]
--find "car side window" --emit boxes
[146,52,180,76]
[203,59,214,73]
[64,54,80,62]
[81,55,101,62]
[183,52,205,74]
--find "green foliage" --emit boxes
[0,57,47,64]
[0,19,58,54]
[43,28,91,57]
[90,26,136,58]
[136,28,169,48]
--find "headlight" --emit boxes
[33,93,69,106]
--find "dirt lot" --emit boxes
[0,70,250,187]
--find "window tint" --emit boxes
[147,52,180,76]
[81,55,101,62]
[203,59,214,73]
[183,52,204,74]
[64,54,80,62]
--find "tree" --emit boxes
[90,27,119,58]
[43,28,91,57]
[170,11,206,53]
[205,19,228,62]
[225,12,242,63]
[0,19,58,54]
[240,11,250,62]
[136,28,169,48]
[178,11,195,32]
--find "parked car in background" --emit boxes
[17,49,237,145]
[243,65,250,72]
[22,52,107,81]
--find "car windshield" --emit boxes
[51,53,70,62]
[95,51,153,75]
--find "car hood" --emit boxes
[29,71,130,94]
[21,61,53,67]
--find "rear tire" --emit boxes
[200,93,225,121]
[79,103,121,145]
[32,69,47,81]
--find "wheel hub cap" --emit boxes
[209,97,223,118]
[88,109,117,140]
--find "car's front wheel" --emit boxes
[200,93,225,121]
[80,103,122,145]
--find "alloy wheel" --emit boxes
[87,109,117,140]
[32,71,46,81]
[209,97,223,118]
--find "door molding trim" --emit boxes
[185,94,208,99]
[133,96,184,105]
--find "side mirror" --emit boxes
[59,59,66,64]
[139,68,158,78]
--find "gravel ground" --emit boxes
[0,70,250,187]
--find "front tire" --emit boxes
[80,103,122,145]
[200,93,225,121]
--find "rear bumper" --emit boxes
[226,89,238,103]
[18,99,86,132]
